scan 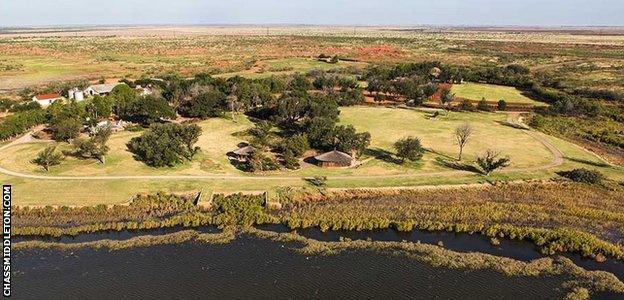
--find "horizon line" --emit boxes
[2,23,624,29]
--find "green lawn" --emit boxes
[2,106,622,206]
[451,82,548,106]
[0,107,554,177]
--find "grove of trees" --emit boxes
[127,123,202,167]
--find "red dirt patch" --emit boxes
[355,45,404,60]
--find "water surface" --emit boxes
[14,236,577,299]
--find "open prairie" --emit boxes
[1,26,624,92]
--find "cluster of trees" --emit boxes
[127,123,202,167]
[364,61,461,106]
[109,85,174,125]
[0,109,46,140]
[72,125,112,164]
[46,101,84,141]
[240,92,370,171]
[32,125,114,171]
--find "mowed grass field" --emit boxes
[2,107,622,206]
[451,83,548,106]
[0,107,554,177]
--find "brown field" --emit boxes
[1,25,623,93]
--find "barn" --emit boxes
[84,83,122,97]
[314,150,354,168]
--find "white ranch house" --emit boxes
[32,93,63,108]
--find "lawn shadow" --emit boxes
[434,157,483,174]
[494,120,530,130]
[565,156,610,168]
[363,148,402,164]
[228,158,251,172]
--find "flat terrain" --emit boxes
[0,107,554,177]
[215,58,367,79]
[451,82,548,106]
[1,26,623,206]
[1,107,622,206]
[1,26,623,92]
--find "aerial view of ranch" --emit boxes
[2,2,624,299]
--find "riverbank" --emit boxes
[13,182,624,261]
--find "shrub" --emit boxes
[477,98,492,111]
[10,101,41,112]
[283,150,300,170]
[497,99,507,111]
[394,136,425,162]
[557,168,604,185]
[248,151,280,172]
[305,176,327,187]
[459,99,476,111]
[476,149,510,175]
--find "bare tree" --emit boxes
[454,123,473,161]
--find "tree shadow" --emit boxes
[495,120,529,130]
[434,157,483,174]
[228,158,252,172]
[565,156,609,168]
[427,149,457,161]
[363,148,402,164]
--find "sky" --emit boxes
[1,0,623,27]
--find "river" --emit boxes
[13,227,624,299]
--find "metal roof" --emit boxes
[233,145,255,156]
[86,83,121,94]
[314,150,353,164]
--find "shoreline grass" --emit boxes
[13,182,624,261]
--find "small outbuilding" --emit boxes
[231,145,256,162]
[314,150,354,168]
[32,93,62,107]
[84,83,122,97]
[68,88,85,102]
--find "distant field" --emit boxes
[451,83,548,106]
[1,27,624,92]
[215,58,367,79]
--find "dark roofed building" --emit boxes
[314,150,354,168]
[231,145,255,162]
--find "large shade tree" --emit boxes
[127,123,202,167]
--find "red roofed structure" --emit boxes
[32,93,62,107]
